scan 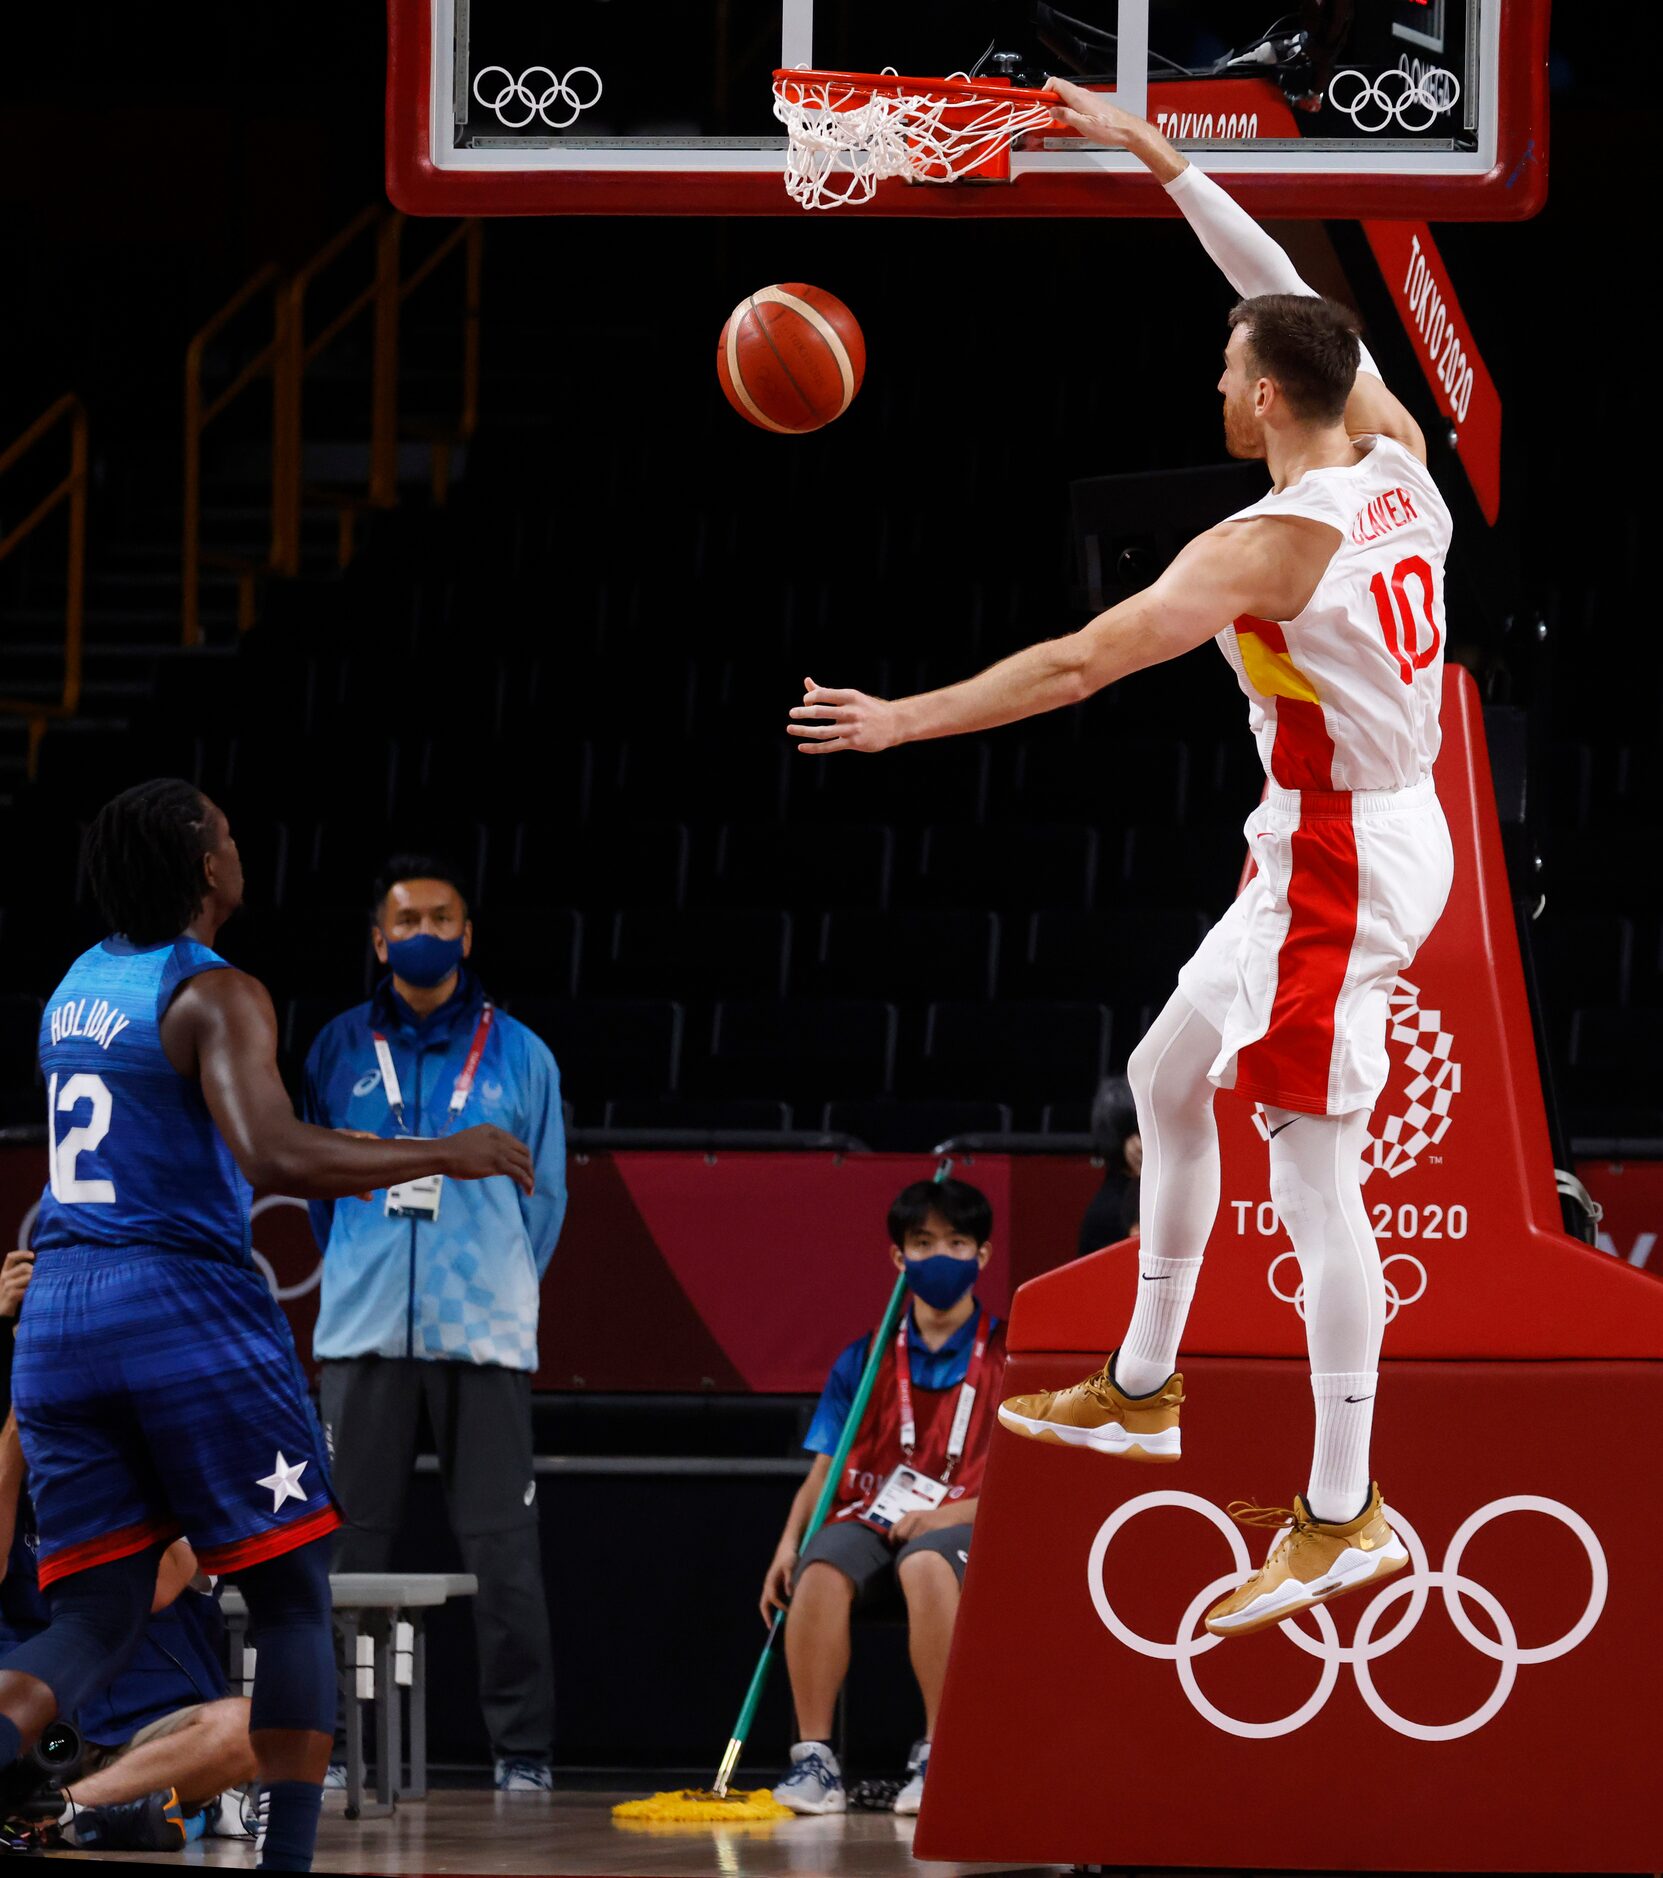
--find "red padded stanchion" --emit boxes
[917,668,1663,1873]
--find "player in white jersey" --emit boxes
[785,91,1454,1636]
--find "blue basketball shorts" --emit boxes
[10,1245,340,1587]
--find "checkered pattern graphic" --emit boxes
[418,1247,537,1368]
[1251,974,1460,1182]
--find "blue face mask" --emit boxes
[906,1253,980,1310]
[383,931,464,989]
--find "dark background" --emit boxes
[0,1,1652,1775]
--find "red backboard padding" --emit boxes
[917,666,1663,1872]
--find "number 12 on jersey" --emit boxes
[47,1071,117,1204]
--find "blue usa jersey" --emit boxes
[33,938,253,1264]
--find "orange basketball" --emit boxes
[716,283,865,434]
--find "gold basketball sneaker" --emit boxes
[1203,1484,1409,1638]
[996,1353,1183,1461]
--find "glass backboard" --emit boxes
[387,0,1548,219]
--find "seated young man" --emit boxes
[759,1178,1007,1818]
[0,1249,257,1852]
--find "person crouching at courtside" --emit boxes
[759,1178,1008,1818]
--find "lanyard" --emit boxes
[894,1310,990,1485]
[370,1004,494,1136]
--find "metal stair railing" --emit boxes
[181,209,481,636]
[182,261,283,647]
[0,395,88,777]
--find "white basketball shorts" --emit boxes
[1176,774,1454,1117]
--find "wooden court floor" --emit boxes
[47,1789,1071,1877]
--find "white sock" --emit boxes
[1307,1371,1377,1523]
[1114,1255,1201,1396]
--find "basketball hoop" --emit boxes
[771,68,1061,210]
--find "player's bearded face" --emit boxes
[1219,329,1265,460]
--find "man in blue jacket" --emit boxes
[304,857,567,1790]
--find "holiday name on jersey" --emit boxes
[47,996,133,1050]
[1350,486,1421,546]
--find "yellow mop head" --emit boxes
[612,1788,792,1823]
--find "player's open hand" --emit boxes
[443,1124,535,1196]
[1046,76,1147,146]
[788,676,901,754]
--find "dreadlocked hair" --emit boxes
[84,779,214,944]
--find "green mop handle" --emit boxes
[711,1159,950,1795]
[713,1266,906,1795]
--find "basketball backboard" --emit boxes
[386,0,1548,220]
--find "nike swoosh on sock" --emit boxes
[1140,1274,1169,1282]
[1343,1394,1373,1403]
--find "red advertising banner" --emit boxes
[1364,220,1503,524]
[1585,1157,1663,1274]
[0,1144,1101,1394]
[918,666,1663,1871]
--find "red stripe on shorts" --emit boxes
[1233,801,1360,1115]
[38,1516,183,1588]
[193,1503,342,1575]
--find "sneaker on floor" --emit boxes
[771,1741,846,1815]
[1204,1482,1409,1638]
[892,1740,930,1816]
[201,1789,258,1839]
[323,1762,348,1790]
[998,1351,1183,1461]
[65,1787,187,1852]
[494,1757,556,1792]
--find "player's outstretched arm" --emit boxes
[164,969,534,1197]
[1049,79,1423,460]
[1050,78,1309,298]
[788,515,1337,752]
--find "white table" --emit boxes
[219,1571,478,1819]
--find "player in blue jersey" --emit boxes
[0,779,533,1870]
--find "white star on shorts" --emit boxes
[256,1452,309,1513]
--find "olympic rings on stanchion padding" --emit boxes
[1328,62,1461,135]
[1085,1492,1607,1740]
[472,65,603,131]
[1269,1249,1428,1324]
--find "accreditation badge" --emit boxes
[385,1144,444,1221]
[857,1465,950,1536]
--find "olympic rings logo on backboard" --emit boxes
[472,66,603,131]
[1086,1492,1606,1741]
[1328,61,1461,135]
[1251,974,1460,1181]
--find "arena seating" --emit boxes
[0,234,1654,1159]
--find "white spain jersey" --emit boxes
[1216,434,1453,793]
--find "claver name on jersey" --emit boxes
[48,997,132,1050]
[1351,486,1420,546]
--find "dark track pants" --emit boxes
[319,1356,554,1760]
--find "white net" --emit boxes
[772,70,1058,210]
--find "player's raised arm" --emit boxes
[1048,79,1424,461]
[788,514,1337,752]
[164,968,535,1197]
